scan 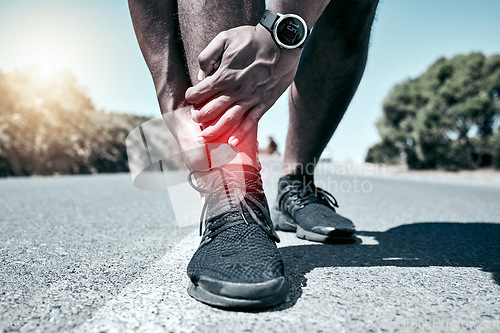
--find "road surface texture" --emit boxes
[1,160,499,332]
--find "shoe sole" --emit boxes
[272,208,356,243]
[187,276,288,310]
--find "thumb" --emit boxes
[197,31,227,80]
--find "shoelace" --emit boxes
[187,166,280,246]
[278,179,339,217]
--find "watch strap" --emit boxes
[260,10,278,31]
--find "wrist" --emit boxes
[254,23,281,62]
[254,23,301,58]
[255,23,279,51]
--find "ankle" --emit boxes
[281,163,315,184]
[230,152,261,171]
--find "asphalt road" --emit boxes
[1,163,499,332]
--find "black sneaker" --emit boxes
[186,164,288,309]
[272,174,355,243]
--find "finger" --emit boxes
[227,106,266,146]
[198,104,248,142]
[191,94,236,124]
[198,31,227,78]
[185,75,222,106]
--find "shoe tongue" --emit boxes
[204,164,264,218]
[221,164,260,178]
[217,164,263,191]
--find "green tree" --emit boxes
[366,52,500,169]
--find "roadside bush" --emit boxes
[0,68,154,176]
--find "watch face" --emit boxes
[276,16,306,47]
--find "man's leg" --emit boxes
[283,0,380,176]
[273,0,379,243]
[175,1,290,310]
[177,0,265,169]
[130,0,287,309]
[128,0,210,170]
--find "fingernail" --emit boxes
[229,137,239,146]
[197,69,204,81]
[196,135,206,144]
[191,110,201,123]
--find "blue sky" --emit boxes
[0,0,499,161]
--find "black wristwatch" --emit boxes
[259,10,309,49]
